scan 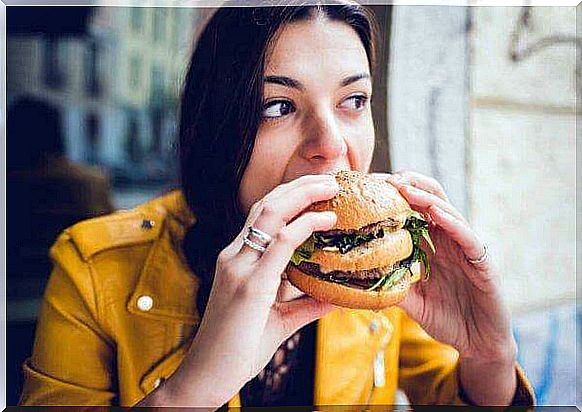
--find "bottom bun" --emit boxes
[286,261,423,311]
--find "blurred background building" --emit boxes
[6,6,207,404]
[5,3,579,407]
[7,7,206,206]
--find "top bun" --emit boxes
[308,170,412,230]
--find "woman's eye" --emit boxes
[340,94,369,111]
[262,100,295,119]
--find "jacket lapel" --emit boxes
[127,196,201,325]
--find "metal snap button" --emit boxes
[141,220,155,230]
[137,295,154,312]
[369,319,380,333]
[153,377,163,389]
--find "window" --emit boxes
[150,107,163,155]
[125,111,141,163]
[85,112,100,164]
[153,9,166,43]
[85,42,100,96]
[150,66,164,104]
[130,7,144,33]
[150,66,164,155]
[42,37,64,89]
[171,9,180,49]
[129,55,141,89]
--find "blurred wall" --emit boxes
[469,6,576,313]
[388,5,577,405]
[388,6,469,217]
[467,9,578,403]
[389,5,576,314]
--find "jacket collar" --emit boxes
[127,191,200,325]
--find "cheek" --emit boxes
[347,111,375,167]
[238,128,297,214]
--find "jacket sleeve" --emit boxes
[397,311,536,406]
[19,232,117,406]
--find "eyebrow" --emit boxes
[263,72,371,91]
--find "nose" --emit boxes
[299,108,348,163]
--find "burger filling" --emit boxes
[312,219,399,254]
[290,211,435,291]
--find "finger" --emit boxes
[244,174,336,233]
[398,184,467,224]
[428,205,479,256]
[388,171,449,202]
[261,174,339,224]
[238,177,339,260]
[272,295,337,340]
[276,278,306,303]
[428,205,495,290]
[221,199,266,259]
[396,286,425,324]
[253,211,337,285]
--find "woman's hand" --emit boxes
[146,174,339,408]
[373,171,518,405]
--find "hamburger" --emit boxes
[287,170,434,310]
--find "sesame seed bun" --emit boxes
[308,170,412,230]
[288,170,420,310]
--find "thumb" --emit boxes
[272,295,337,340]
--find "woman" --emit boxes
[19,2,535,408]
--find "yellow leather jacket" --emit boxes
[19,191,535,407]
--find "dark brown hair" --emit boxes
[179,2,378,316]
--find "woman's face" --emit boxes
[238,17,375,214]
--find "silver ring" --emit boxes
[467,244,488,265]
[248,226,272,244]
[243,237,267,254]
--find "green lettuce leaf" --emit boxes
[290,237,315,266]
[366,212,435,291]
